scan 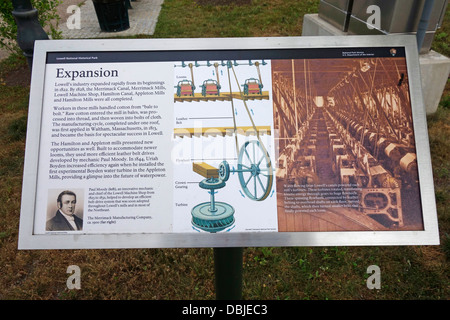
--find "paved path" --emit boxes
[0,0,163,61]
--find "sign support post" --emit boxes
[214,247,244,300]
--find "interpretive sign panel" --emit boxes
[18,36,439,249]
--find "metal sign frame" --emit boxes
[18,35,439,249]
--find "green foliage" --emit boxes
[432,8,450,56]
[0,0,62,54]
[440,94,450,109]
[7,114,27,141]
[443,234,450,260]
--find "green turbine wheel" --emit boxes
[191,202,235,233]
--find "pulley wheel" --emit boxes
[237,140,273,201]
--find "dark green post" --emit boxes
[11,0,48,70]
[214,247,244,300]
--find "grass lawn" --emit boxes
[0,0,448,300]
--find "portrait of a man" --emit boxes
[46,190,83,231]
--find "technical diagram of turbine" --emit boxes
[173,59,273,233]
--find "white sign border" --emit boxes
[18,35,440,249]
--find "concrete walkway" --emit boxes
[0,0,163,61]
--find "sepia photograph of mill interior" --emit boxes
[272,55,423,233]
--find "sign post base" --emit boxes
[214,247,243,300]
